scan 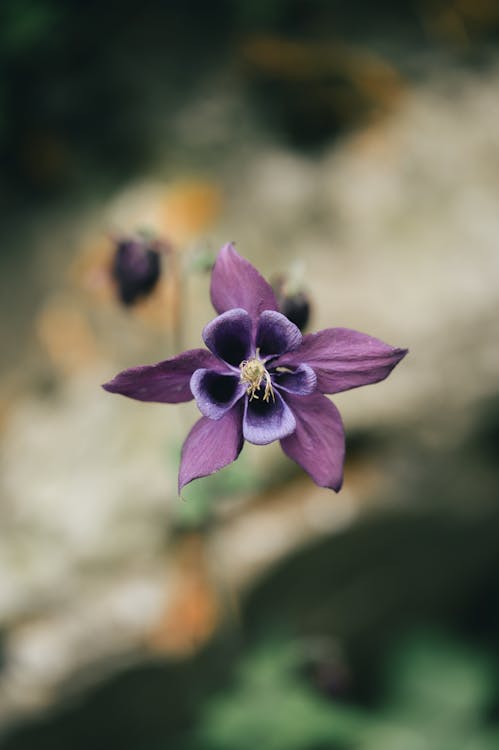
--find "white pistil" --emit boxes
[239,351,275,403]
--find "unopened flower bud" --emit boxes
[272,274,311,332]
[112,236,164,306]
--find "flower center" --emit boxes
[239,353,275,403]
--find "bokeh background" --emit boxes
[1,1,499,748]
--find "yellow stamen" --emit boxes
[239,356,275,403]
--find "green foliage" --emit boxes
[0,0,61,55]
[192,641,363,750]
[358,631,499,750]
[184,632,499,750]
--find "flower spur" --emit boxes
[103,244,407,492]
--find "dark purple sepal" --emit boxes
[178,403,244,492]
[190,369,246,420]
[210,243,278,322]
[275,328,408,395]
[102,349,222,403]
[243,389,296,445]
[280,392,345,491]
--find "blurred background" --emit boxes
[1,1,499,748]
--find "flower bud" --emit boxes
[272,274,311,332]
[112,236,163,306]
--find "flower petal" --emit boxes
[102,349,222,403]
[210,243,278,321]
[190,369,246,420]
[243,389,296,445]
[272,363,317,396]
[280,393,345,491]
[178,405,244,492]
[256,310,302,358]
[203,308,253,367]
[275,328,408,394]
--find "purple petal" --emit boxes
[190,369,246,420]
[271,363,317,396]
[243,390,296,445]
[275,328,408,394]
[178,404,244,492]
[203,308,253,367]
[210,243,278,322]
[256,310,302,358]
[280,393,345,491]
[102,349,222,403]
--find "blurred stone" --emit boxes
[160,180,223,245]
[147,534,220,656]
[240,35,404,147]
[70,236,115,303]
[106,178,222,247]
[36,297,101,375]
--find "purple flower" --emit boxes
[103,244,407,492]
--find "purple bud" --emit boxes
[272,275,311,332]
[112,237,163,306]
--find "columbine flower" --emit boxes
[103,244,407,492]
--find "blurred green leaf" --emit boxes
[194,640,365,750]
[184,631,499,750]
[359,631,499,750]
[0,0,61,54]
[383,631,496,722]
